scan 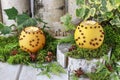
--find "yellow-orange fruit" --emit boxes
[19,26,45,53]
[74,21,104,49]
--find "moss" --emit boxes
[0,31,58,64]
[66,43,109,59]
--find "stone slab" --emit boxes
[19,65,68,80]
[0,62,21,80]
[19,65,38,80]
[37,73,68,80]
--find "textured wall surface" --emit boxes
[1,0,30,26]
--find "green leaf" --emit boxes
[115,0,120,5]
[90,8,96,17]
[109,0,116,6]
[118,5,120,12]
[0,22,4,29]
[60,14,72,25]
[104,12,113,19]
[4,7,18,20]
[0,26,11,34]
[106,0,115,11]
[88,0,95,4]
[110,16,120,27]
[100,6,108,14]
[76,0,85,5]
[76,7,85,18]
[16,14,30,25]
[95,0,101,4]
[17,18,37,30]
[22,18,37,27]
[83,8,91,20]
[101,0,107,6]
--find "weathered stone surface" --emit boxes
[68,57,104,73]
[1,0,30,26]
[0,62,21,80]
[68,0,80,24]
[37,73,68,80]
[35,0,65,37]
[0,1,2,22]
[19,65,38,80]
[19,64,68,80]
[57,43,71,68]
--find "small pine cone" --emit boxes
[47,51,53,57]
[11,49,18,55]
[30,54,36,61]
[45,56,52,62]
[106,64,113,72]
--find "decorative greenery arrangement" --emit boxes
[0,7,65,77]
[60,0,120,80]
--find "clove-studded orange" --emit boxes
[74,21,104,49]
[19,26,45,53]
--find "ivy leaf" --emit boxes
[83,8,91,20]
[16,14,30,25]
[0,22,11,34]
[101,0,107,6]
[95,0,101,4]
[0,27,11,35]
[115,0,120,6]
[118,5,120,12]
[88,0,95,4]
[76,7,85,18]
[0,22,4,29]
[60,14,75,30]
[16,14,37,30]
[22,18,37,27]
[110,16,120,27]
[109,0,115,6]
[90,8,96,17]
[76,0,85,6]
[60,14,72,25]
[100,6,108,14]
[104,12,113,19]
[17,18,37,30]
[106,0,115,11]
[4,7,18,20]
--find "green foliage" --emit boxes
[0,7,45,34]
[71,74,79,80]
[58,35,75,44]
[60,14,75,31]
[37,62,66,78]
[0,31,58,64]
[76,0,120,27]
[4,7,18,20]
[87,72,110,80]
[7,53,30,64]
[0,36,18,62]
[66,43,108,59]
[0,22,11,34]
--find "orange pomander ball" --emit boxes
[74,21,104,49]
[19,26,45,53]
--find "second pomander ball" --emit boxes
[74,21,104,49]
[19,26,46,53]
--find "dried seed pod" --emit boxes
[74,21,104,49]
[74,68,84,77]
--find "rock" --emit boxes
[57,43,71,68]
[0,62,21,80]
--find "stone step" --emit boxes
[0,62,89,80]
[0,62,21,80]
